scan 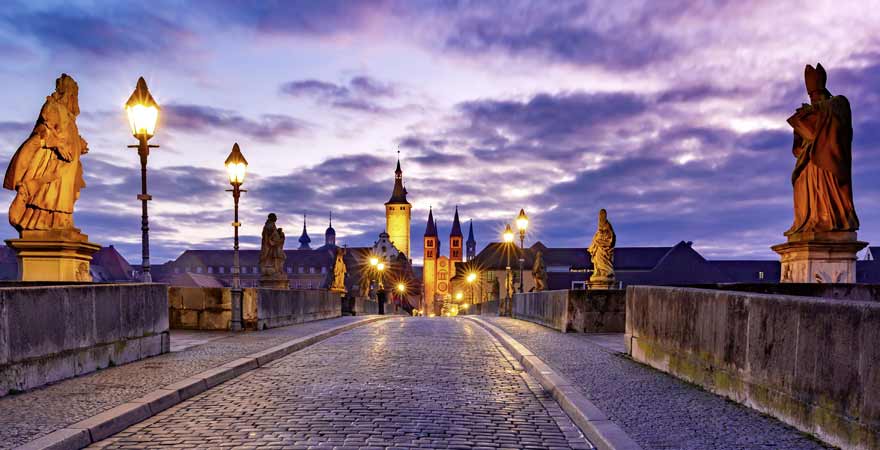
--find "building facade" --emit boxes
[422,206,472,316]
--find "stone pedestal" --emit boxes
[588,275,615,290]
[5,229,101,282]
[771,231,868,283]
[259,276,289,289]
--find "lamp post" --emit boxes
[516,209,529,293]
[466,271,477,308]
[125,77,160,282]
[397,282,406,315]
[225,143,248,331]
[503,223,514,316]
[369,257,386,314]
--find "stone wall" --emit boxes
[625,285,880,450]
[567,289,625,333]
[478,300,499,316]
[511,290,625,333]
[1,283,170,397]
[688,282,880,302]
[169,288,341,330]
[512,290,569,332]
[352,297,379,315]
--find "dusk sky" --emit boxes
[0,0,878,265]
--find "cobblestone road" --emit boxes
[92,318,592,450]
[483,317,832,450]
[0,316,371,449]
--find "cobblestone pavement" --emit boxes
[92,318,593,450]
[0,316,372,449]
[483,317,832,450]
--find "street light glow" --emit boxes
[224,143,248,186]
[516,208,529,232]
[466,272,477,283]
[397,283,406,293]
[369,257,379,266]
[125,77,160,139]
[503,224,514,243]
[377,262,385,271]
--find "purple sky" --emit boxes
[0,0,878,265]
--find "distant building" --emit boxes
[385,158,411,259]
[422,205,470,316]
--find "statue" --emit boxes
[330,247,347,292]
[785,63,859,236]
[772,63,868,283]
[4,74,88,233]
[532,250,547,291]
[491,277,500,301]
[358,273,372,299]
[259,213,288,288]
[3,74,100,281]
[504,270,514,300]
[588,209,616,289]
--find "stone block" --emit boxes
[180,287,207,310]
[0,293,8,366]
[133,388,180,415]
[14,427,92,450]
[198,311,229,330]
[69,402,151,441]
[94,286,124,344]
[164,377,207,401]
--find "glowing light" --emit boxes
[369,257,379,266]
[503,224,514,243]
[397,283,406,293]
[466,272,477,283]
[377,262,385,271]
[455,292,463,300]
[224,143,248,185]
[516,209,529,232]
[125,77,160,139]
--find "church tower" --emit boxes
[449,206,463,263]
[324,212,336,247]
[298,214,311,250]
[466,219,476,261]
[385,156,411,259]
[423,208,439,315]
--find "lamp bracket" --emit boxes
[137,194,152,201]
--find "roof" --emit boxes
[164,248,335,268]
[168,272,226,287]
[91,245,135,281]
[424,208,437,237]
[298,216,312,249]
[385,159,410,205]
[450,206,463,237]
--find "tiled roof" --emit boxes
[91,245,135,281]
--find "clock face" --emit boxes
[438,282,447,292]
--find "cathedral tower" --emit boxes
[449,206,463,263]
[423,207,439,315]
[384,157,411,259]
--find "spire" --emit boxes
[467,219,475,244]
[299,214,312,249]
[424,207,437,237]
[466,219,477,261]
[324,211,336,247]
[386,153,409,205]
[450,205,463,237]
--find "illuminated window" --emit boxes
[439,272,447,280]
[758,271,765,280]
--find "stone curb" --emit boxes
[13,316,389,450]
[466,316,643,450]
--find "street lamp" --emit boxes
[516,209,529,293]
[225,143,248,331]
[503,223,514,315]
[125,77,160,282]
[466,271,477,307]
[369,257,386,313]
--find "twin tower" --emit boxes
[383,159,476,316]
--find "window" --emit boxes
[426,241,433,248]
[286,266,292,274]
[295,282,301,289]
[307,282,313,289]
[309,267,316,274]
[253,266,259,274]
[439,272,447,280]
[571,281,586,290]
[426,250,433,258]
[174,267,180,274]
[452,250,459,258]
[219,266,225,274]
[241,267,247,274]
[758,271,765,280]
[321,266,327,273]
[453,239,459,246]
[196,266,203,274]
[298,266,304,274]
[207,266,214,274]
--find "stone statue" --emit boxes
[330,247,347,292]
[785,63,859,236]
[259,213,287,288]
[4,74,88,234]
[532,250,547,291]
[772,63,868,284]
[588,209,616,288]
[504,270,514,299]
[358,273,371,299]
[491,277,500,301]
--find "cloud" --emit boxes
[162,104,308,142]
[280,76,397,114]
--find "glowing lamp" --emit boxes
[466,272,477,283]
[377,262,385,271]
[397,283,406,293]
[503,224,514,243]
[455,292,463,300]
[369,257,379,266]
[224,143,248,186]
[516,208,529,232]
[125,77,160,139]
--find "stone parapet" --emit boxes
[0,283,169,397]
[511,290,625,333]
[625,285,880,450]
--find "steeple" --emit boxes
[424,207,437,237]
[450,206,463,237]
[467,219,476,261]
[298,214,312,249]
[324,211,336,247]
[385,152,409,205]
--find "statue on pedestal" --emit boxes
[3,74,100,281]
[588,209,616,289]
[532,250,547,291]
[259,213,288,288]
[772,63,867,283]
[330,247,347,292]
